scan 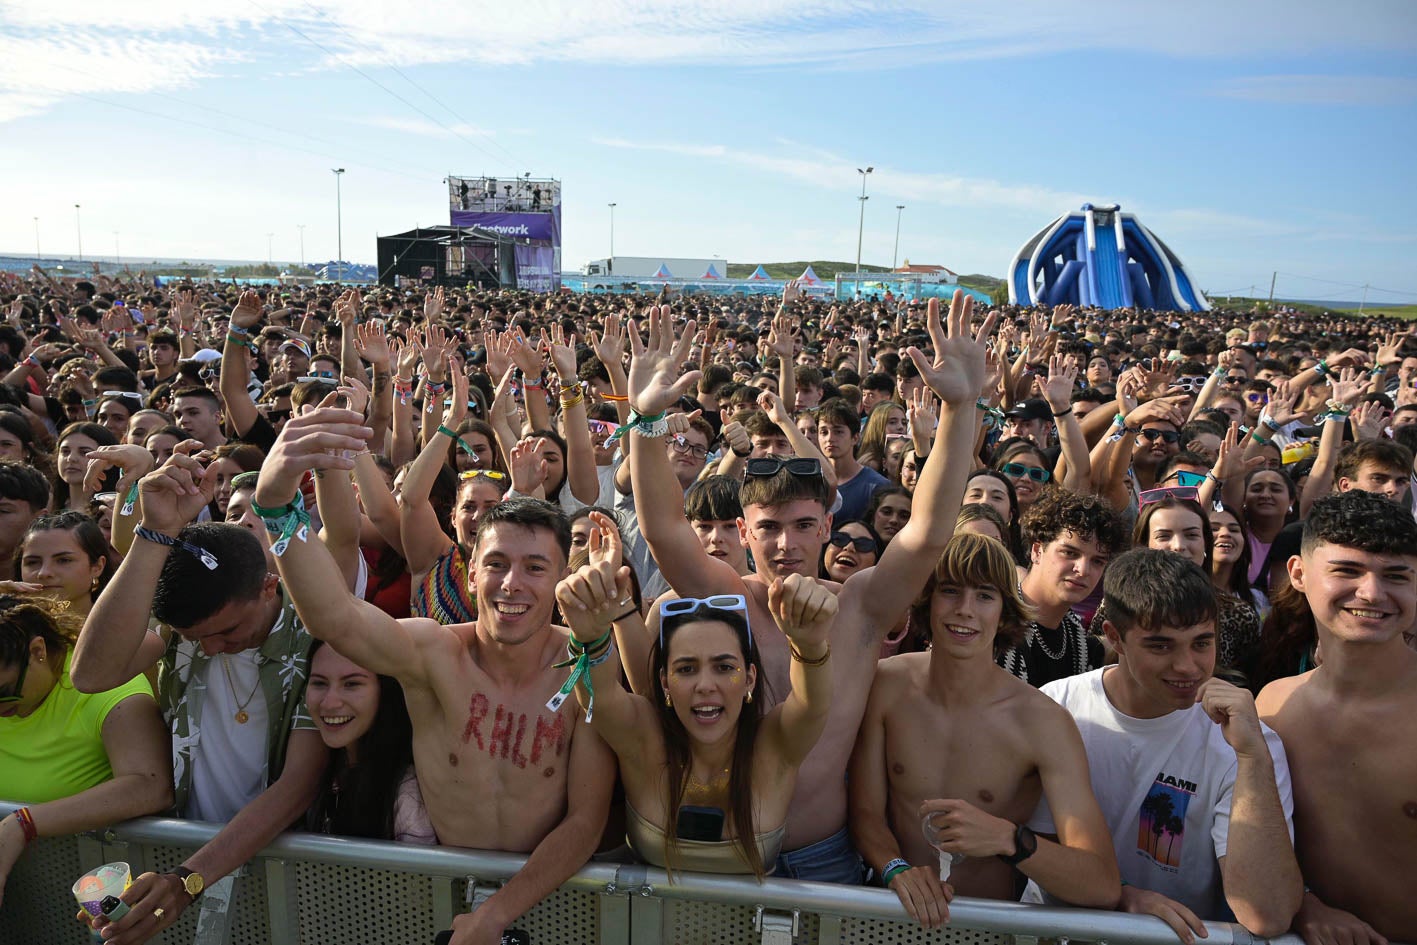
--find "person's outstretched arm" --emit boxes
[847,291,997,640]
[255,402,440,684]
[626,306,743,598]
[399,368,464,575]
[220,290,263,438]
[545,326,599,505]
[72,445,216,692]
[759,574,836,766]
[1044,354,1092,493]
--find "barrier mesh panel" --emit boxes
[666,900,820,945]
[0,835,90,945]
[295,860,435,942]
[457,887,601,943]
[839,916,1013,945]
[142,843,271,945]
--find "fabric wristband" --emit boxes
[881,858,910,885]
[547,629,614,722]
[135,524,219,570]
[249,493,312,556]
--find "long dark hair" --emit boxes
[649,606,765,879]
[965,468,1025,565]
[528,428,570,502]
[53,422,118,507]
[1250,582,1316,690]
[305,640,414,840]
[1210,503,1255,599]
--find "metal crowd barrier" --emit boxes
[0,803,1308,945]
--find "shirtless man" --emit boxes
[254,406,615,945]
[850,532,1120,928]
[628,293,993,881]
[1258,491,1417,945]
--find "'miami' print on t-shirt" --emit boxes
[1137,771,1197,871]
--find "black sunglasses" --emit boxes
[1137,428,1181,444]
[829,531,878,554]
[744,457,822,479]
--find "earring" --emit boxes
[90,577,100,592]
[745,690,753,704]
[664,694,672,708]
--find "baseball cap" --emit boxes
[279,338,312,359]
[1004,398,1052,422]
[182,348,223,364]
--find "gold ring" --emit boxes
[153,908,165,920]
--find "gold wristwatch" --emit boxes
[172,867,205,900]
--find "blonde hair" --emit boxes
[910,533,1035,653]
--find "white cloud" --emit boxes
[592,135,1091,212]
[1210,75,1417,106]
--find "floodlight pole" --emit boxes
[892,204,905,269]
[298,225,306,268]
[74,204,83,262]
[333,168,346,282]
[608,203,616,259]
[855,167,873,275]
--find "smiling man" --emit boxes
[1028,549,1301,944]
[72,458,327,944]
[1258,491,1417,945]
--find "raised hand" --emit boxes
[415,323,451,381]
[627,305,700,416]
[507,329,546,379]
[720,420,751,456]
[588,312,626,368]
[254,403,372,510]
[85,445,156,495]
[508,436,549,494]
[1329,367,1365,407]
[440,359,469,429]
[1049,303,1076,329]
[230,290,263,330]
[136,442,222,537]
[1351,400,1389,441]
[483,329,513,381]
[905,290,998,407]
[340,374,371,420]
[354,319,391,368]
[1212,422,1264,484]
[556,527,632,645]
[781,278,803,306]
[907,387,938,440]
[423,286,445,323]
[767,573,837,651]
[756,389,792,428]
[766,310,799,361]
[542,325,577,381]
[1264,380,1304,427]
[1042,352,1078,414]
[1124,394,1188,431]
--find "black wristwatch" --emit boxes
[730,444,752,458]
[999,824,1037,866]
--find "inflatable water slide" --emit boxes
[1008,203,1209,312]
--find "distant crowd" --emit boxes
[0,263,1413,945]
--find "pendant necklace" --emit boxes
[219,654,261,724]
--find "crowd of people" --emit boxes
[0,263,1413,945]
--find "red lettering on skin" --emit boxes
[530,713,567,764]
[489,704,514,759]
[462,694,488,749]
[511,713,529,769]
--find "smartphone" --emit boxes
[677,805,725,842]
[435,930,528,945]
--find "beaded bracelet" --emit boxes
[249,493,312,557]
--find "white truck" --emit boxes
[581,256,725,280]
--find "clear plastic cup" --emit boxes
[920,811,967,882]
[73,862,132,939]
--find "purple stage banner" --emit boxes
[515,244,557,292]
[450,209,559,243]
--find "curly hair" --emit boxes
[1022,489,1129,556]
[1302,491,1417,558]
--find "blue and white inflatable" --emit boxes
[1008,203,1209,312]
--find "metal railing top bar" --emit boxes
[0,804,1321,945]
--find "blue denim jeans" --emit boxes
[772,827,865,884]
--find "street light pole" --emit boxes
[267,233,274,265]
[332,168,346,282]
[114,231,121,268]
[297,225,306,268]
[855,167,873,275]
[33,217,39,260]
[74,204,83,262]
[608,203,616,259]
[892,205,905,269]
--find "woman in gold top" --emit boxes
[554,512,835,879]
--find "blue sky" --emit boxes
[2,0,1415,303]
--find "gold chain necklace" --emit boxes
[683,766,730,804]
[218,654,261,725]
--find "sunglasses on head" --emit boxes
[1139,485,1200,508]
[459,469,506,482]
[264,408,292,424]
[829,531,878,554]
[1137,428,1181,444]
[658,594,752,653]
[1163,470,1208,488]
[1000,462,1051,483]
[744,456,822,479]
[101,390,144,402]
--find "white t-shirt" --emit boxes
[1024,668,1293,919]
[188,651,268,824]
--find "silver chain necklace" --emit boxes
[1031,621,1067,661]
